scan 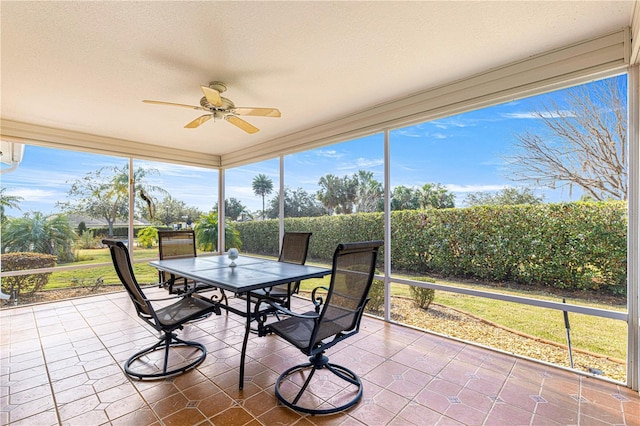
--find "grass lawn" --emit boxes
[49,247,166,288]
[43,248,627,361]
[297,274,627,361]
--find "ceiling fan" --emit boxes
[143,81,280,134]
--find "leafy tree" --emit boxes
[0,187,23,223]
[194,212,242,252]
[266,187,327,219]
[154,196,203,227]
[58,165,167,236]
[77,221,87,235]
[356,170,383,213]
[391,185,421,210]
[464,187,543,206]
[1,212,77,262]
[504,76,627,201]
[252,174,274,220]
[214,197,250,221]
[419,183,455,209]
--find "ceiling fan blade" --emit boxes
[200,85,222,107]
[142,100,205,110]
[232,107,281,117]
[226,115,259,134]
[184,114,213,128]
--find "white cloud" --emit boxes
[355,157,384,168]
[444,184,507,193]
[9,187,60,201]
[393,128,423,138]
[315,149,343,159]
[336,157,384,171]
[432,118,475,129]
[500,110,575,119]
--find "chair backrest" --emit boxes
[158,230,197,284]
[103,239,154,320]
[311,240,383,348]
[158,230,197,260]
[278,232,312,265]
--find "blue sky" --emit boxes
[1,75,625,217]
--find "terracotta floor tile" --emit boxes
[210,405,255,425]
[8,383,51,405]
[161,407,206,426]
[350,399,395,425]
[8,409,58,426]
[484,402,533,426]
[397,401,442,425]
[140,382,181,405]
[445,401,486,425]
[110,407,159,426]
[57,394,100,422]
[6,395,56,423]
[196,390,235,418]
[242,389,279,417]
[62,408,110,425]
[151,392,189,419]
[1,293,637,425]
[182,381,222,401]
[104,392,148,420]
[257,404,305,425]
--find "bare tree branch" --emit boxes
[504,77,627,200]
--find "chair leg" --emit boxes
[124,331,207,380]
[274,352,363,415]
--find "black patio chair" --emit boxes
[158,230,227,306]
[249,232,312,309]
[103,238,221,380]
[256,240,383,415]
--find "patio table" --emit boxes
[149,254,330,389]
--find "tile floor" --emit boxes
[1,290,639,425]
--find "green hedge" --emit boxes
[1,252,56,296]
[237,214,385,261]
[237,202,627,296]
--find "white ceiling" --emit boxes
[0,1,635,164]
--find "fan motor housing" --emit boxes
[200,96,234,111]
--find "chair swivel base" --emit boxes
[274,353,363,415]
[124,332,207,380]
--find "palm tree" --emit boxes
[1,212,77,262]
[317,174,341,215]
[391,185,420,210]
[194,212,242,252]
[0,187,23,223]
[356,170,383,212]
[252,174,274,220]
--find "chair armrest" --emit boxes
[255,297,320,337]
[140,282,200,302]
[255,297,319,319]
[311,285,329,312]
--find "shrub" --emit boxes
[365,278,385,314]
[137,226,158,248]
[236,202,627,296]
[76,229,100,249]
[410,277,436,310]
[1,252,56,297]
